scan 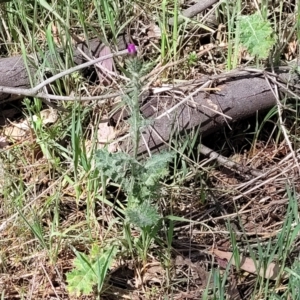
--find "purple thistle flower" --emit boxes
[127,43,137,56]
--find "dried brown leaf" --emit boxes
[97,120,117,152]
[147,23,161,39]
[39,109,58,125]
[210,248,284,280]
[4,122,29,141]
[96,45,115,85]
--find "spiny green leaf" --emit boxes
[95,149,133,183]
[66,252,97,296]
[126,201,160,228]
[66,246,116,297]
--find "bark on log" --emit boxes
[115,69,300,155]
[0,35,130,102]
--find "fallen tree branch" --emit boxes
[0,35,130,103]
[113,67,300,155]
[0,48,130,101]
[199,143,264,179]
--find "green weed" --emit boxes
[66,244,116,298]
[238,12,276,60]
[95,56,174,264]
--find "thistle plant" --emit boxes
[66,45,174,297]
[95,45,174,262]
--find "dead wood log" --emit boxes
[114,68,300,156]
[1,34,299,158]
[0,35,130,102]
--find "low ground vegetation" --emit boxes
[0,0,300,299]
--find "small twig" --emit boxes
[168,0,220,25]
[0,89,131,103]
[199,144,264,178]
